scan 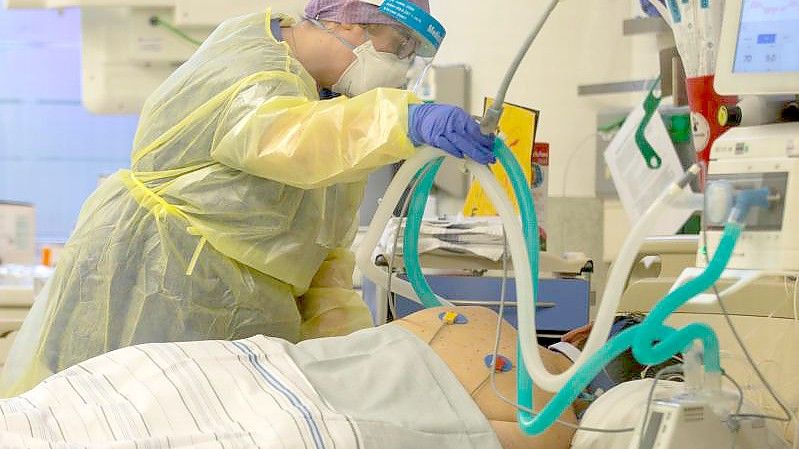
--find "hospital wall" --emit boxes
[431,0,665,299]
[0,8,139,244]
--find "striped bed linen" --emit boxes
[0,336,361,449]
[0,326,501,449]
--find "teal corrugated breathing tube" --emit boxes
[402,138,743,435]
[402,140,542,426]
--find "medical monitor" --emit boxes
[715,0,799,95]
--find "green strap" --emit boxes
[635,79,664,169]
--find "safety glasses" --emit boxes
[310,18,416,60]
[362,24,419,60]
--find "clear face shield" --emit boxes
[406,56,434,96]
[362,0,445,94]
[309,0,445,97]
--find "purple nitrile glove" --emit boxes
[408,104,496,165]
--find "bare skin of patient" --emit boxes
[393,306,577,449]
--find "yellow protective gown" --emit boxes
[0,10,418,397]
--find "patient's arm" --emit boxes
[393,306,577,449]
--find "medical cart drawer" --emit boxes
[395,275,589,332]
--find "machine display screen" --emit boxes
[734,0,799,73]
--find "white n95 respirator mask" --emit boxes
[332,41,412,97]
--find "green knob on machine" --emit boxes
[670,114,692,144]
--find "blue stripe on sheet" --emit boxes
[231,341,326,449]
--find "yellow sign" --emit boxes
[463,99,539,216]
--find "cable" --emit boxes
[793,276,798,322]
[640,355,684,379]
[560,133,599,198]
[727,371,790,422]
[732,413,791,421]
[385,217,402,320]
[556,124,620,253]
[483,231,635,434]
[723,371,745,415]
[558,116,629,198]
[731,276,794,348]
[385,164,431,322]
[385,181,413,321]
[150,16,203,47]
[638,365,685,449]
[480,0,559,134]
[701,216,797,446]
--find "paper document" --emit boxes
[377,216,506,261]
[604,102,693,236]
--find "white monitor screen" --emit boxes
[733,0,799,73]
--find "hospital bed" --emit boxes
[361,250,593,340]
